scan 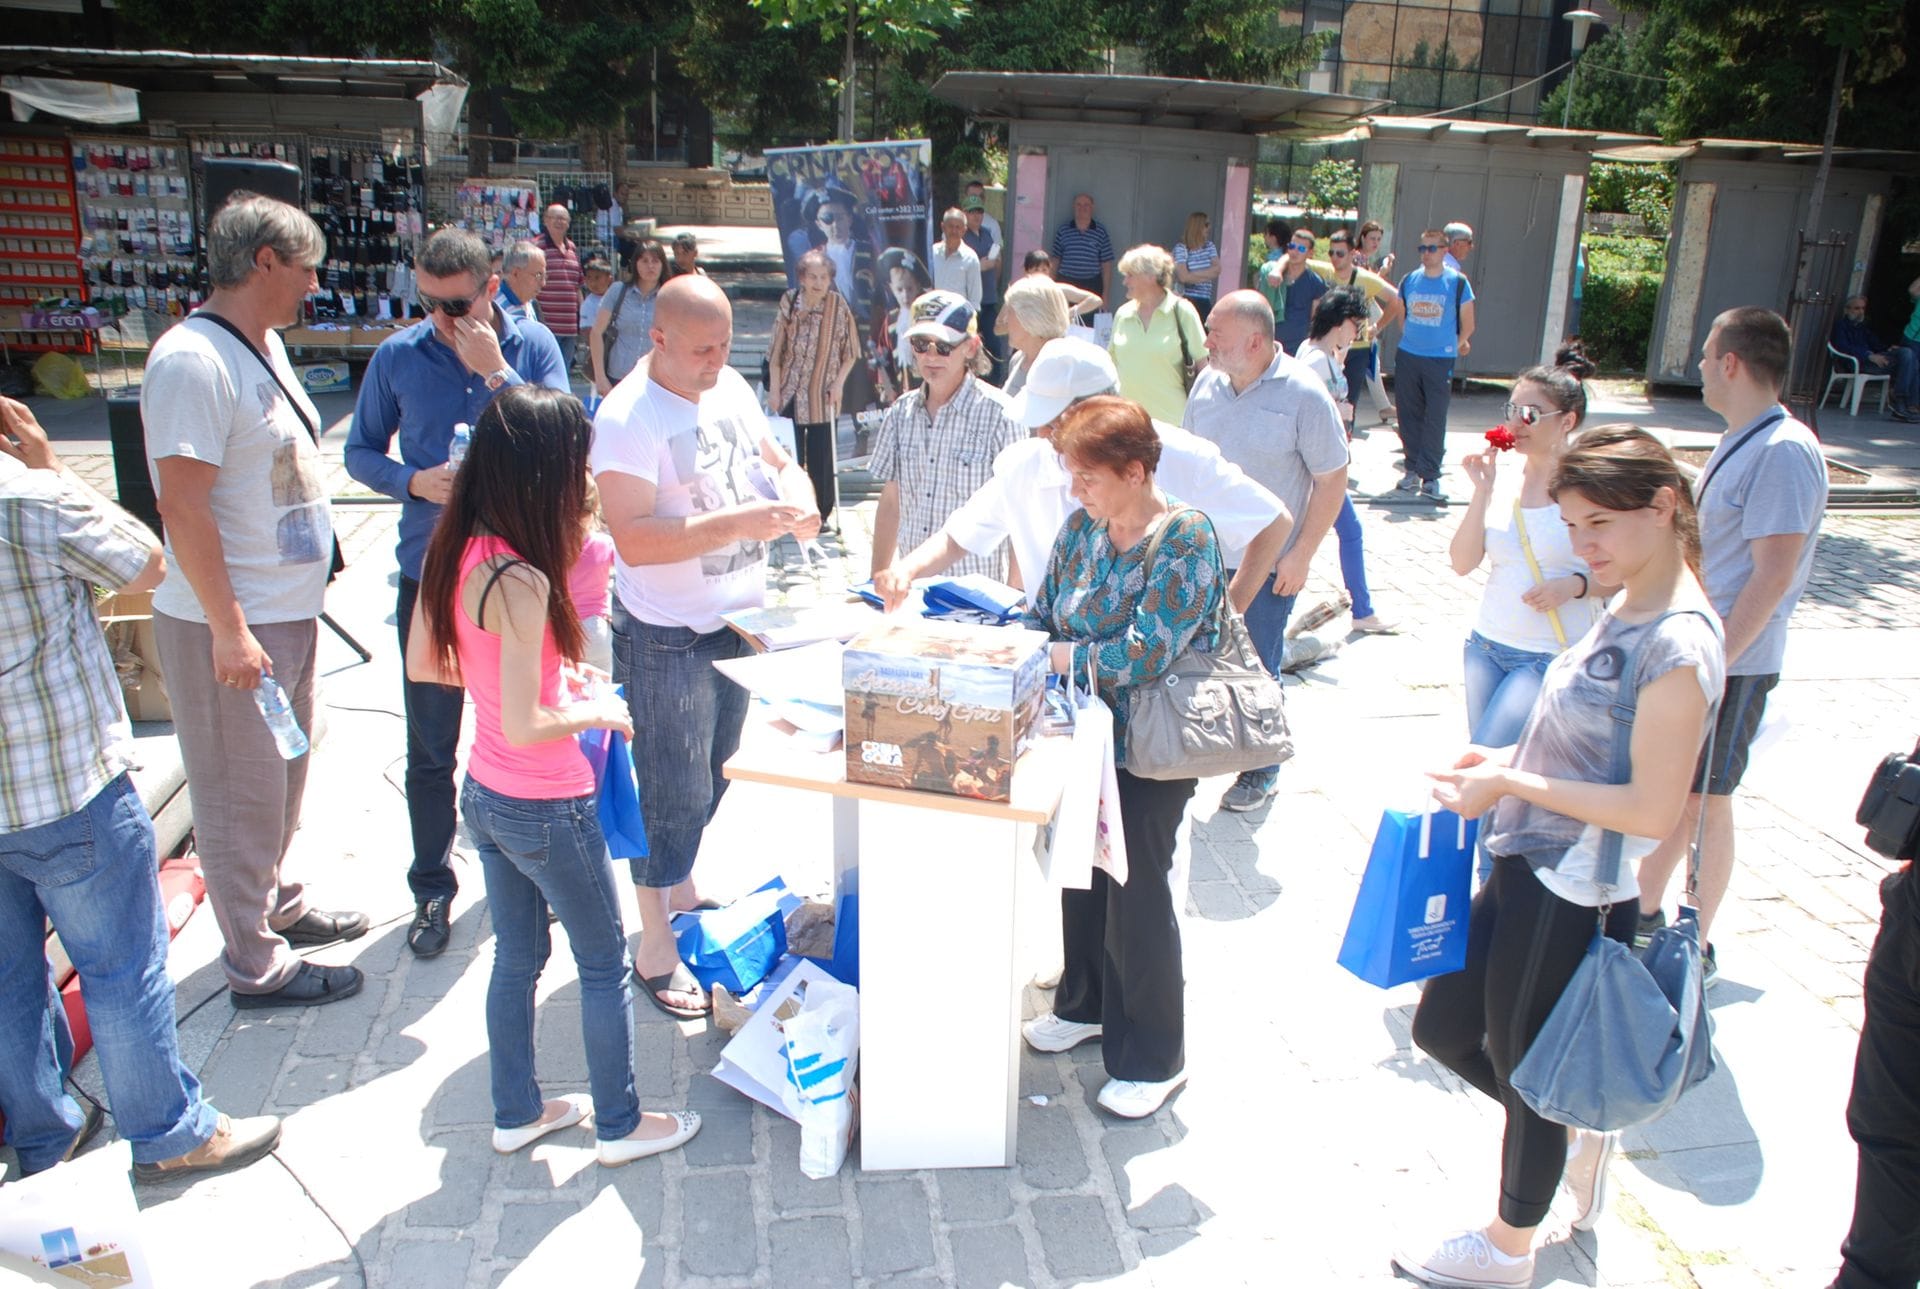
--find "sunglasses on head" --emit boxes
[910,336,957,356]
[1501,401,1552,425]
[1418,243,1445,253]
[418,289,484,318]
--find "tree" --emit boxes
[1305,158,1359,215]
[749,0,968,142]
[1103,0,1330,84]
[1535,13,1670,136]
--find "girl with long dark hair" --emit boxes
[407,385,700,1167]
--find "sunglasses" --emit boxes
[1418,243,1446,253]
[418,289,485,318]
[1289,242,1313,253]
[1501,402,1555,425]
[910,336,957,356]
[1329,248,1350,258]
[818,211,842,226]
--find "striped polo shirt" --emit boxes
[1174,240,1218,302]
[1051,218,1115,285]
[534,232,583,336]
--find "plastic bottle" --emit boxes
[253,672,310,759]
[447,421,472,470]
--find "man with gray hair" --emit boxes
[144,193,368,1007]
[497,239,547,325]
[1443,221,1474,273]
[533,204,583,369]
[346,227,568,958]
[1187,289,1350,814]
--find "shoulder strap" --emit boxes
[1510,499,1568,648]
[1596,608,1723,890]
[475,556,533,629]
[1694,409,1787,507]
[1453,272,1466,334]
[1139,502,1229,639]
[186,310,319,444]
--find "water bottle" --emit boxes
[253,672,309,760]
[446,421,472,470]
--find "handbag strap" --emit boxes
[1138,502,1229,643]
[1511,498,1568,648]
[186,310,319,444]
[1693,409,1786,508]
[1597,609,1723,894]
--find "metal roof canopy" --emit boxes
[930,72,1387,136]
[1355,115,1657,154]
[1595,136,1920,173]
[0,46,463,100]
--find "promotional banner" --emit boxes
[767,140,933,410]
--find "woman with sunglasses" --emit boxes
[406,384,701,1168]
[590,239,676,397]
[1172,212,1220,323]
[1448,346,1607,876]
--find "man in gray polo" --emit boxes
[1185,289,1350,815]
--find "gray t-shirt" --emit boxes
[1182,347,1347,563]
[603,284,659,380]
[1697,407,1826,676]
[1485,609,1726,907]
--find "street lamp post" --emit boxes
[1562,9,1602,130]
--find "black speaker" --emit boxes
[107,397,162,538]
[202,158,302,215]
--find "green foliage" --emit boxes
[1579,234,1665,372]
[1104,0,1331,83]
[1536,14,1670,136]
[750,0,967,55]
[1585,162,1674,236]
[681,0,841,147]
[1304,158,1359,215]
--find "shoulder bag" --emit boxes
[1123,505,1293,781]
[599,282,629,379]
[1175,300,1201,393]
[1511,499,1569,648]
[1509,609,1722,1131]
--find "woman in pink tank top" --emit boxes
[406,385,699,1168]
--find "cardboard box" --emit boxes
[842,618,1049,801]
[96,590,171,723]
[296,360,351,396]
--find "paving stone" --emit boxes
[768,1114,843,1212]
[198,1015,300,1117]
[1019,1048,1065,1098]
[1102,1127,1200,1229]
[533,1002,588,1083]
[1015,1101,1090,1190]
[299,976,388,1058]
[274,1057,354,1110]
[383,1238,474,1289]
[769,1216,853,1288]
[1186,881,1252,921]
[1032,1193,1124,1278]
[406,1129,493,1227]
[430,1059,494,1128]
[855,1177,936,1276]
[680,1171,758,1278]
[934,1167,1015,1223]
[680,1102,755,1166]
[631,1021,676,1100]
[947,1223,1033,1289]
[598,1153,666,1231]
[493,1198,581,1260]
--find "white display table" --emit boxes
[723,720,1072,1170]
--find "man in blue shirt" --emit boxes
[1050,193,1115,304]
[964,197,1004,368]
[1832,295,1918,422]
[1263,227,1330,355]
[345,227,568,958]
[1391,229,1476,502]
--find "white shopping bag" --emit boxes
[0,1142,157,1287]
[711,959,842,1121]
[1045,676,1129,890]
[783,975,861,1179]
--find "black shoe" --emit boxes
[409,897,452,958]
[1634,906,1667,948]
[1702,942,1719,989]
[279,908,369,948]
[231,962,363,1010]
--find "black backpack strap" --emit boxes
[475,556,532,629]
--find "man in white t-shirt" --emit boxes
[143,194,366,1009]
[591,274,819,1020]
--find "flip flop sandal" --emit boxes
[637,962,710,1020]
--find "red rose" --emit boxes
[1485,426,1518,452]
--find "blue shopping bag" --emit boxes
[674,877,802,995]
[578,724,648,860]
[1336,806,1476,988]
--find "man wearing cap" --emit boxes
[1186,290,1350,814]
[873,337,1292,613]
[869,291,1023,584]
[930,208,983,312]
[534,204,583,371]
[964,197,1004,367]
[1443,221,1474,273]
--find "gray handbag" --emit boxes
[1123,506,1293,781]
[1509,610,1721,1131]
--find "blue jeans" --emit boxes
[1463,632,1556,881]
[1332,496,1375,621]
[1890,340,1920,408]
[1238,573,1298,788]
[0,774,218,1172]
[617,618,751,888]
[461,778,640,1142]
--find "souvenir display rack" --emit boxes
[302,133,428,326]
[71,135,195,343]
[450,179,542,254]
[0,135,89,355]
[535,170,620,261]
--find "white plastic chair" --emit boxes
[1823,342,1891,416]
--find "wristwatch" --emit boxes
[484,367,512,391]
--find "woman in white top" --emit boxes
[997,275,1072,397]
[1448,347,1609,859]
[1295,287,1393,632]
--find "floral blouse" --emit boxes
[1021,503,1223,766]
[769,288,859,424]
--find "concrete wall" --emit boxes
[1359,135,1590,378]
[1647,157,1891,386]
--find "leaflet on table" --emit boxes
[721,601,880,651]
[711,638,847,711]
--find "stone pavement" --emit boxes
[12,396,1920,1289]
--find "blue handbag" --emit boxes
[1337,806,1476,988]
[1509,610,1721,1131]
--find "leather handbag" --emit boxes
[1123,506,1293,781]
[1509,610,1722,1132]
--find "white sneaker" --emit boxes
[1392,1228,1534,1287]
[492,1094,590,1154]
[596,1110,701,1167]
[1021,1012,1102,1053]
[1095,1071,1187,1118]
[1564,1128,1617,1230]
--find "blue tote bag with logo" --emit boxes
[1337,805,1475,988]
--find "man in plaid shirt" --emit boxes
[0,397,281,1182]
[868,291,1024,585]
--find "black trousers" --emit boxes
[1411,855,1638,1229]
[1055,767,1195,1082]
[1834,867,1920,1289]
[396,576,465,903]
[791,420,837,525]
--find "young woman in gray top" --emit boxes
[1394,427,1726,1289]
[590,240,676,396]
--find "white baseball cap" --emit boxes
[1008,337,1119,429]
[904,290,977,345]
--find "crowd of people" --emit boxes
[0,184,1911,1289]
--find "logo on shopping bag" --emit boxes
[1424,894,1447,925]
[41,1228,82,1269]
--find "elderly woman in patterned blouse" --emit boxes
[767,248,861,523]
[1017,394,1224,1122]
